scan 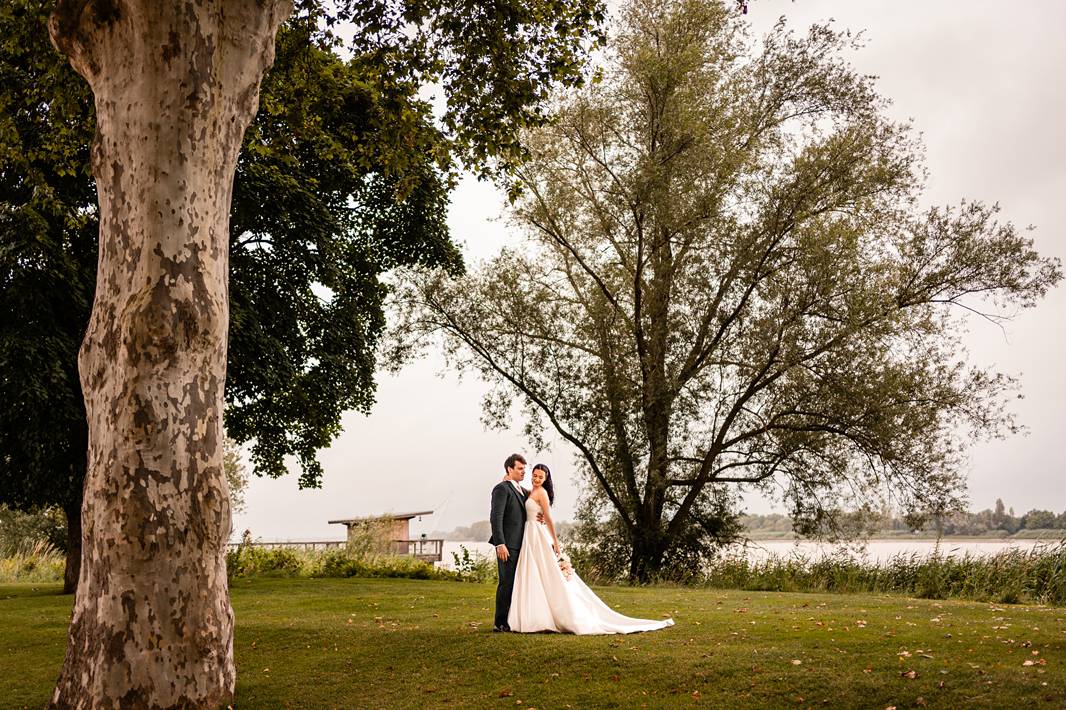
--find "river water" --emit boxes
[438,538,1063,570]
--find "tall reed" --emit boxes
[701,539,1066,605]
[0,540,65,583]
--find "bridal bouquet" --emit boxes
[557,551,574,581]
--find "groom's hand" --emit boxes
[496,544,510,562]
[536,512,545,525]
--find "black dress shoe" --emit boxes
[492,625,506,632]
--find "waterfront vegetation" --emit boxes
[4,538,1064,607]
[0,540,64,585]
[223,542,497,584]
[699,540,1066,607]
[3,577,1065,708]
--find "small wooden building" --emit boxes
[328,510,443,562]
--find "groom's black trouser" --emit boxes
[495,546,520,629]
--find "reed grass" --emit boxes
[0,540,64,584]
[702,539,1066,605]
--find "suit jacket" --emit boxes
[489,480,527,550]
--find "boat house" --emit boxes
[328,510,443,562]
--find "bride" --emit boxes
[507,464,675,635]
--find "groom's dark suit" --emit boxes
[489,479,527,629]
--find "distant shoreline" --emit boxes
[742,533,1066,542]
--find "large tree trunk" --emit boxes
[61,418,89,595]
[61,495,81,595]
[48,1,290,707]
[627,524,667,583]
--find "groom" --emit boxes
[489,453,528,632]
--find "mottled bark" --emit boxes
[48,1,290,707]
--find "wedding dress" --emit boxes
[507,495,675,635]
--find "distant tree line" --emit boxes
[741,499,1066,537]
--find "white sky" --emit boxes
[232,0,1066,541]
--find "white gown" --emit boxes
[507,495,675,635]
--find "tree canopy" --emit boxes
[26,0,606,703]
[1,0,604,581]
[398,0,1063,580]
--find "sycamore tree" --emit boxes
[2,0,603,706]
[1,3,461,596]
[397,0,1062,581]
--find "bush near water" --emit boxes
[222,541,497,583]
[3,507,1063,605]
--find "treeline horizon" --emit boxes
[741,499,1066,537]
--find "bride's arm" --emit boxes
[536,490,560,553]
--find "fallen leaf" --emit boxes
[901,670,918,679]
[791,659,802,665]
[499,689,514,697]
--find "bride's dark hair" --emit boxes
[533,463,554,506]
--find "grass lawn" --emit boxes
[2,578,1064,709]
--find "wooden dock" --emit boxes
[226,538,445,562]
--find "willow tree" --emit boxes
[42,0,602,705]
[401,0,1062,581]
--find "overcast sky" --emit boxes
[232,0,1066,541]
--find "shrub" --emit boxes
[225,545,305,578]
[223,531,466,582]
[0,505,67,556]
[450,545,495,583]
[310,549,461,581]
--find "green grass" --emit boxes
[3,578,1064,709]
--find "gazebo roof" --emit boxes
[328,510,433,525]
